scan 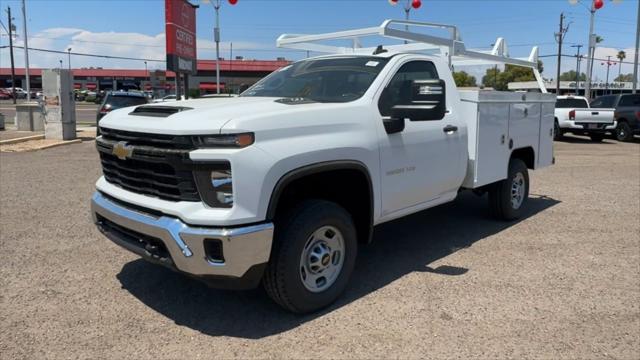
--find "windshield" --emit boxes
[241,57,390,103]
[556,98,588,109]
[104,95,148,109]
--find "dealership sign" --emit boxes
[165,0,197,74]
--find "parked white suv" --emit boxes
[91,21,554,313]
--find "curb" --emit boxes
[34,139,83,151]
[0,134,45,145]
[0,138,83,153]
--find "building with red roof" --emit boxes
[0,58,290,95]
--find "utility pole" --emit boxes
[571,44,583,95]
[21,0,30,101]
[7,7,16,104]
[634,0,639,93]
[555,12,565,95]
[604,55,613,94]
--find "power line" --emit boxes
[0,45,166,62]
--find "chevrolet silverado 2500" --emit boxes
[91,20,555,313]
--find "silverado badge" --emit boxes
[112,141,134,160]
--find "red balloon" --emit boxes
[228,0,238,4]
[593,0,604,10]
[388,0,399,4]
[412,0,422,9]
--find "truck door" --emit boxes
[376,60,464,216]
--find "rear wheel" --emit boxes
[616,121,633,142]
[263,200,357,313]
[589,133,604,142]
[553,120,563,141]
[489,158,529,221]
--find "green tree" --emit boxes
[452,71,477,87]
[559,70,587,81]
[482,64,540,91]
[614,73,633,82]
[616,50,626,78]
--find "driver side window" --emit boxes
[378,60,438,116]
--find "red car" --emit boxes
[0,88,14,100]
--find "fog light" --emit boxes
[211,170,233,207]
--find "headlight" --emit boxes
[193,133,254,148]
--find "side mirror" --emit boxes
[383,116,405,134]
[391,79,446,121]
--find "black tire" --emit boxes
[616,121,633,142]
[589,133,604,142]
[489,158,529,221]
[263,200,357,313]
[553,120,563,141]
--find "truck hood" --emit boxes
[98,97,328,135]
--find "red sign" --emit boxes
[165,0,197,73]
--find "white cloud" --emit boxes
[1,27,269,70]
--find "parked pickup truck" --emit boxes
[91,20,554,313]
[590,94,640,142]
[554,95,614,142]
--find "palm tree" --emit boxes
[616,50,626,80]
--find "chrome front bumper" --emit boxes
[91,192,274,280]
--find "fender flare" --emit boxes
[265,160,374,243]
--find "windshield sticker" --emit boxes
[365,61,380,67]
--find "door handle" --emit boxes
[443,125,458,133]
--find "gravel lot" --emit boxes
[1,136,638,359]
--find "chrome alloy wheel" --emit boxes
[299,225,345,293]
[511,172,526,209]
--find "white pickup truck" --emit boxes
[91,20,554,313]
[554,95,615,142]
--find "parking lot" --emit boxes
[0,135,638,359]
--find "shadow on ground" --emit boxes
[117,192,559,339]
[556,134,640,144]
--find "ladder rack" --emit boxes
[277,19,547,93]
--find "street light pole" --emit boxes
[214,0,221,94]
[21,0,31,101]
[144,61,148,90]
[67,47,71,73]
[584,3,596,100]
[634,0,639,93]
[6,6,17,104]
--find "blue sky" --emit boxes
[0,0,637,81]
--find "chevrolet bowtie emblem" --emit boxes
[112,141,134,160]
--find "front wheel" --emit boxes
[489,158,529,221]
[263,200,357,313]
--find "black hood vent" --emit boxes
[129,105,193,118]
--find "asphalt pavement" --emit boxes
[0,135,638,359]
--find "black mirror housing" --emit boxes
[391,79,446,121]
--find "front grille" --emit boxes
[97,128,201,202]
